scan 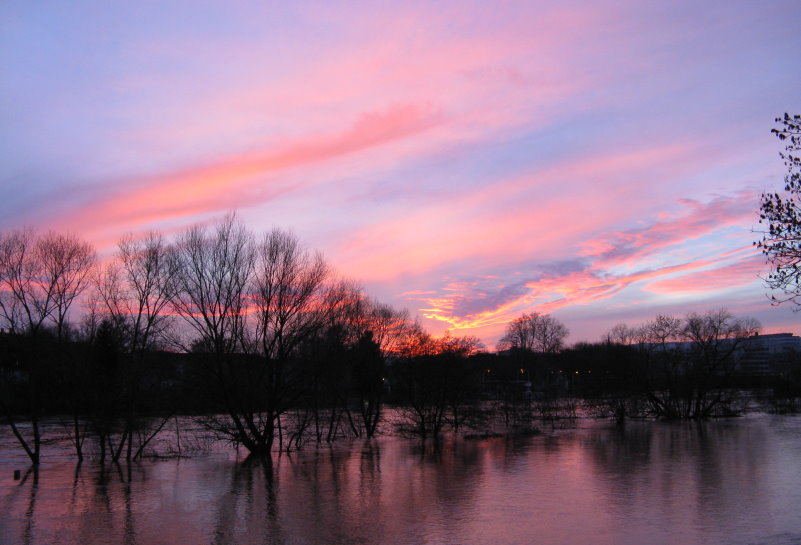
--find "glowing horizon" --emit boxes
[2,1,800,348]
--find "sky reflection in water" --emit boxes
[2,415,801,545]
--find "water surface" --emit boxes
[2,414,800,545]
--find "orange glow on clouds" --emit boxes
[407,193,762,344]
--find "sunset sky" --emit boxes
[2,1,801,347]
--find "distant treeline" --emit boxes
[1,218,800,466]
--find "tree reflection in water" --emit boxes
[2,415,801,545]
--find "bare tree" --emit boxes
[354,299,410,437]
[393,326,483,440]
[171,219,340,458]
[0,229,94,335]
[497,312,569,353]
[91,231,178,461]
[96,232,176,354]
[170,215,257,452]
[172,215,254,355]
[293,280,371,443]
[253,229,330,362]
[0,229,95,465]
[681,309,760,418]
[349,329,385,438]
[634,310,760,419]
[248,229,331,454]
[298,290,410,441]
[683,310,759,365]
[365,301,411,358]
[605,323,638,346]
[38,232,96,340]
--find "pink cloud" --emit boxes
[582,191,756,267]
[53,103,444,237]
[4,0,793,349]
[646,253,763,294]
[43,2,640,241]
[403,193,761,343]
[417,258,719,332]
[333,140,710,283]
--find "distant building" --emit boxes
[736,333,801,377]
[632,332,801,378]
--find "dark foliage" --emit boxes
[757,113,801,305]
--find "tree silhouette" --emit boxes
[0,229,94,465]
[757,113,801,305]
[392,327,482,440]
[497,312,568,353]
[92,232,178,461]
[622,310,759,419]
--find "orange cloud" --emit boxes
[418,258,720,332]
[404,194,760,342]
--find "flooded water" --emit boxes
[2,414,801,545]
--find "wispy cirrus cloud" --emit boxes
[51,103,444,236]
[332,139,709,282]
[413,257,721,331]
[408,192,762,344]
[25,3,615,245]
[2,0,799,346]
[583,191,757,267]
[645,252,763,294]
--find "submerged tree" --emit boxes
[248,228,333,454]
[350,330,385,437]
[90,232,178,461]
[757,113,801,305]
[295,286,402,442]
[393,326,482,440]
[171,215,258,454]
[632,310,759,419]
[171,217,346,458]
[0,229,95,464]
